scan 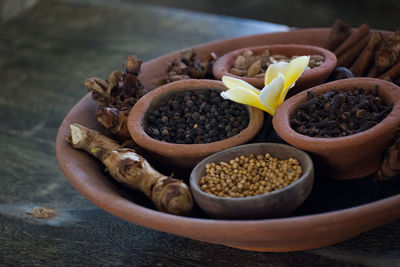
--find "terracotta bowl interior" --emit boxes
[190,143,314,220]
[273,77,400,179]
[212,44,337,95]
[127,79,264,170]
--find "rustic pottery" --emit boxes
[190,143,314,219]
[56,29,400,252]
[127,79,264,169]
[273,77,400,179]
[212,44,337,96]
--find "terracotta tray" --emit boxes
[56,28,400,252]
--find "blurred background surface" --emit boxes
[1,0,399,30]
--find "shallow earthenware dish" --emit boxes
[273,77,400,180]
[56,28,400,252]
[212,44,337,95]
[190,143,314,219]
[127,79,264,169]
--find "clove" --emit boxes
[290,87,392,138]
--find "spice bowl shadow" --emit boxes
[127,79,264,170]
[212,44,337,96]
[273,77,400,180]
[189,143,314,220]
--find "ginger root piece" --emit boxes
[375,28,400,72]
[85,56,147,140]
[67,124,194,215]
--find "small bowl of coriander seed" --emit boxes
[189,143,314,219]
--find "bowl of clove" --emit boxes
[273,77,400,179]
[212,44,337,95]
[189,142,314,220]
[127,79,264,170]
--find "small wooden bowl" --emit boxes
[213,44,337,96]
[273,77,400,179]
[190,143,314,219]
[127,79,264,170]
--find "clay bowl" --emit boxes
[212,44,337,95]
[190,143,314,219]
[127,79,264,170]
[273,77,400,180]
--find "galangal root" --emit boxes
[66,124,193,215]
[84,55,147,140]
[375,128,400,181]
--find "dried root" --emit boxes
[66,124,193,215]
[375,128,400,181]
[375,28,400,73]
[84,55,147,140]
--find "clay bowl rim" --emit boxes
[272,77,400,150]
[127,79,264,158]
[190,142,314,203]
[212,43,337,88]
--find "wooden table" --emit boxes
[1,0,399,265]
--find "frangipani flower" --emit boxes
[221,55,310,115]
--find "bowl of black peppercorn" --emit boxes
[127,79,264,169]
[273,77,400,180]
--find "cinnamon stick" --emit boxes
[335,24,370,57]
[324,19,352,51]
[350,32,383,76]
[379,59,400,81]
[336,34,370,68]
[367,63,380,78]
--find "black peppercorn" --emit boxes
[144,89,249,144]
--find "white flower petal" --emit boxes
[265,61,289,85]
[220,87,267,111]
[259,73,285,115]
[222,76,260,94]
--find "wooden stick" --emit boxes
[350,32,383,76]
[324,19,352,51]
[379,60,400,81]
[336,34,370,68]
[335,24,370,57]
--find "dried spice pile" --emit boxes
[290,88,392,138]
[85,55,147,140]
[230,49,324,78]
[199,153,302,198]
[145,89,249,144]
[324,19,400,84]
[165,48,217,82]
